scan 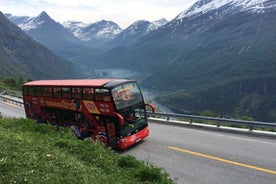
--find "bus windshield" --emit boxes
[111,82,143,110]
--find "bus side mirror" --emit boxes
[113,112,124,125]
[146,103,155,113]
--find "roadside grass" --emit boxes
[0,117,174,184]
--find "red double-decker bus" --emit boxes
[22,79,155,149]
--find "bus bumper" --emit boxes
[118,126,149,150]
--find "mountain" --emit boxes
[6,11,89,58]
[62,21,87,40]
[67,20,121,41]
[88,0,276,121]
[6,11,106,71]
[109,19,168,46]
[64,20,122,48]
[6,12,168,55]
[177,0,275,19]
[63,19,167,48]
[0,11,75,80]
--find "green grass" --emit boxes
[0,117,174,184]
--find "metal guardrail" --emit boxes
[0,95,24,107]
[1,95,275,131]
[147,112,276,131]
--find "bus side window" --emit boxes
[95,94,102,101]
[28,87,35,96]
[95,89,110,101]
[35,87,42,96]
[53,87,61,98]
[83,88,94,100]
[72,88,82,99]
[42,87,52,97]
[62,87,71,99]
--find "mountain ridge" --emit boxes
[176,0,273,19]
[6,12,168,49]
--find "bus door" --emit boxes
[105,117,118,146]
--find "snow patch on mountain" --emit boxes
[63,20,122,41]
[18,18,44,31]
[124,19,168,37]
[92,20,122,39]
[16,11,54,32]
[5,13,44,32]
[63,21,88,40]
[148,18,168,32]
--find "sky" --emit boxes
[0,0,197,28]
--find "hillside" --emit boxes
[0,11,75,80]
[84,0,276,121]
[0,117,173,184]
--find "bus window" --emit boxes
[95,89,111,101]
[53,87,61,98]
[35,87,42,96]
[83,88,94,100]
[42,87,52,97]
[28,87,35,96]
[72,88,82,99]
[62,87,71,99]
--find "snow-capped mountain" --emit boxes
[82,20,122,41]
[6,11,79,41]
[122,19,168,37]
[63,18,168,43]
[63,21,87,40]
[63,20,122,42]
[122,20,151,37]
[6,11,84,57]
[159,0,276,39]
[110,18,168,46]
[148,18,168,31]
[176,0,276,19]
[6,11,167,49]
[9,11,65,33]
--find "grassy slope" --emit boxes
[0,117,173,184]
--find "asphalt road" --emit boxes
[122,122,276,184]
[0,101,25,118]
[1,101,275,184]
